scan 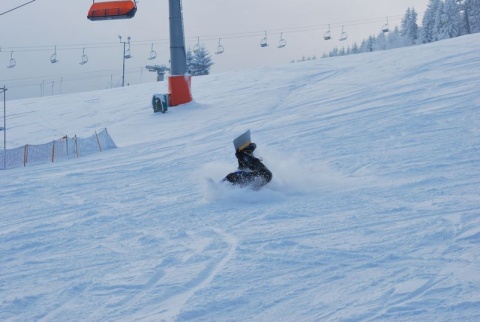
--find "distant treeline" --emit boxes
[323,0,480,58]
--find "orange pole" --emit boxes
[168,75,192,106]
[168,0,192,106]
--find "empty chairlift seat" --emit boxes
[324,24,332,41]
[382,18,390,33]
[260,31,268,48]
[87,1,137,21]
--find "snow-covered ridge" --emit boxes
[1,34,479,321]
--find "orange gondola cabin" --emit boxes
[87,1,137,21]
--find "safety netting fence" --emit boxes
[0,128,116,170]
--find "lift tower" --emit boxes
[88,0,192,106]
[168,0,192,106]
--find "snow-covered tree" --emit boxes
[373,32,387,51]
[433,1,446,40]
[437,0,461,39]
[401,7,419,45]
[361,36,375,52]
[187,45,214,76]
[420,0,442,43]
[386,26,403,49]
[465,0,480,33]
[351,42,360,54]
[186,50,194,71]
[329,48,339,57]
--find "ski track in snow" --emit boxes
[1,35,480,321]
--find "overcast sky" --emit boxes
[0,0,430,99]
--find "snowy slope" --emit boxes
[1,34,480,321]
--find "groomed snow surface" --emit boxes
[1,34,480,321]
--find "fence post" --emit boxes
[52,140,55,162]
[95,130,102,152]
[24,144,28,167]
[74,135,78,158]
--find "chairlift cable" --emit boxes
[182,13,408,41]
[0,0,36,16]
[0,12,411,54]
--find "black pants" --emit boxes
[225,150,272,189]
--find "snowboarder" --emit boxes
[223,142,272,189]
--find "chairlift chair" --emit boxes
[324,24,331,40]
[79,48,88,65]
[339,26,348,41]
[7,51,16,68]
[260,31,268,48]
[148,44,157,60]
[277,32,286,48]
[87,0,137,21]
[193,37,200,54]
[215,38,224,55]
[124,37,132,59]
[382,17,390,33]
[50,46,59,63]
[125,46,132,59]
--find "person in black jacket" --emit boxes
[223,143,272,189]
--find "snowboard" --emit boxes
[233,130,251,151]
[207,173,257,190]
